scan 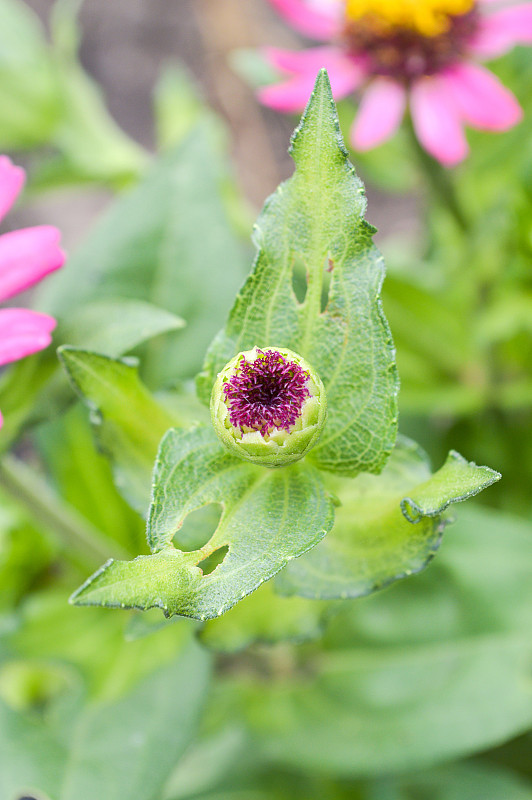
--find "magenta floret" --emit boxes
[223,349,310,437]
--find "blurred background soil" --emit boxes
[22,0,418,250]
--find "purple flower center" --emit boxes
[342,8,480,80]
[223,349,311,437]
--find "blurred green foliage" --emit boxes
[0,0,145,186]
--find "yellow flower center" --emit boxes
[345,0,475,37]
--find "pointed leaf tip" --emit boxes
[276,441,502,600]
[289,68,348,163]
[316,67,331,88]
[201,63,393,477]
[399,450,502,524]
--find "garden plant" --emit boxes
[0,1,532,799]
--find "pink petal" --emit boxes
[441,62,522,131]
[264,45,357,74]
[259,48,366,112]
[259,74,326,112]
[350,78,407,150]
[469,4,532,58]
[267,0,342,40]
[0,308,56,366]
[410,77,469,166]
[0,156,25,225]
[0,225,66,304]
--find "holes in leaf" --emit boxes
[321,255,334,312]
[290,253,334,311]
[198,545,229,576]
[291,254,307,304]
[174,503,223,552]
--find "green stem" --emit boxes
[0,454,128,567]
[407,121,469,232]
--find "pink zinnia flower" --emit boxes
[0,156,65,428]
[259,0,531,165]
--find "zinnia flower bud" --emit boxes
[211,346,327,467]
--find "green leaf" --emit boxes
[241,632,532,777]
[200,581,329,652]
[146,427,256,554]
[57,298,185,357]
[393,761,532,800]
[382,273,478,415]
[39,124,248,386]
[0,696,64,799]
[165,761,532,800]
[162,725,248,800]
[383,275,468,373]
[0,0,60,149]
[36,406,146,557]
[49,51,145,188]
[238,505,532,776]
[0,0,143,182]
[155,65,221,152]
[276,438,500,599]
[199,70,398,477]
[59,646,209,800]
[0,297,184,453]
[58,348,178,513]
[71,426,335,620]
[3,590,196,702]
[323,502,532,652]
[0,643,210,800]
[400,450,500,522]
[0,491,54,610]
[46,297,185,422]
[47,0,146,187]
[184,794,276,800]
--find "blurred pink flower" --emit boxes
[0,156,65,428]
[260,0,531,164]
